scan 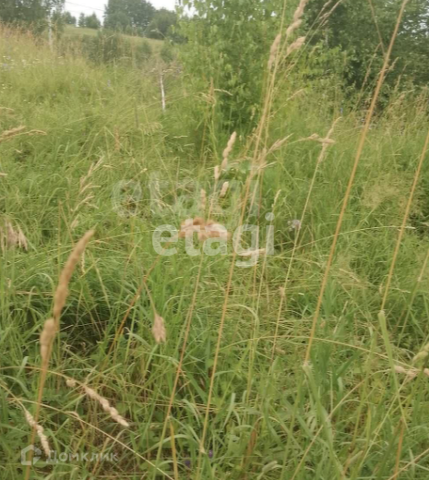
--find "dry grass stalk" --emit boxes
[0,126,46,143]
[286,37,306,56]
[53,230,95,325]
[268,33,282,70]
[40,318,56,366]
[267,135,293,155]
[214,165,221,181]
[152,313,167,344]
[0,125,26,140]
[220,181,229,198]
[293,0,308,22]
[23,408,51,456]
[286,0,308,38]
[395,365,429,379]
[238,248,266,258]
[200,189,207,212]
[413,343,429,363]
[0,220,28,252]
[221,132,237,170]
[179,218,229,242]
[307,133,336,146]
[114,128,121,151]
[65,378,130,427]
[286,20,302,38]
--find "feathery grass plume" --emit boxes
[0,126,46,143]
[286,0,308,38]
[221,132,237,170]
[307,133,336,146]
[293,0,308,22]
[179,218,229,242]
[238,248,266,258]
[0,125,26,141]
[0,220,28,252]
[413,343,429,363]
[286,20,302,38]
[267,135,293,155]
[200,189,207,213]
[40,318,56,366]
[65,378,130,427]
[214,165,220,181]
[220,181,229,198]
[286,37,306,56]
[53,230,95,326]
[395,365,429,379]
[152,313,166,344]
[268,33,281,70]
[23,408,51,457]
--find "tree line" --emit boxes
[0,0,178,39]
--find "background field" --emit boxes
[2,4,429,479]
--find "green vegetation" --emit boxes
[2,1,429,479]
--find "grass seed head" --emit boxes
[268,33,282,69]
[53,230,94,325]
[152,313,167,344]
[40,318,56,365]
[222,132,237,170]
[23,408,51,457]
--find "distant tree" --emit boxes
[104,0,155,33]
[146,8,177,39]
[104,11,131,31]
[63,11,76,25]
[85,12,101,29]
[78,12,86,27]
[0,0,64,29]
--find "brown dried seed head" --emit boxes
[200,189,207,212]
[238,248,266,258]
[287,37,306,56]
[286,19,302,38]
[268,33,282,69]
[40,318,57,365]
[53,230,95,324]
[0,125,26,141]
[152,313,166,344]
[220,181,229,198]
[214,165,220,181]
[222,131,237,169]
[24,408,51,456]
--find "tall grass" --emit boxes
[1,3,429,478]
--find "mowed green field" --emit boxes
[1,20,429,480]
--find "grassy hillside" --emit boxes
[1,22,429,480]
[63,25,165,53]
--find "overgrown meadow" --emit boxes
[2,2,429,479]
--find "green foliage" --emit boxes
[78,12,85,28]
[0,0,64,32]
[104,0,155,33]
[160,41,175,63]
[179,0,283,131]
[146,8,177,40]
[85,12,101,30]
[62,10,76,25]
[305,0,429,89]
